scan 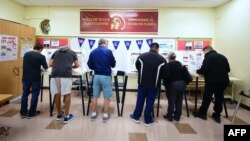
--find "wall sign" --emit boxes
[80,9,158,34]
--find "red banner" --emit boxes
[80,9,158,34]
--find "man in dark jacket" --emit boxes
[130,42,166,127]
[193,46,230,123]
[20,43,48,118]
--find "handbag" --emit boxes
[182,66,193,84]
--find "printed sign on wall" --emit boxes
[80,9,158,34]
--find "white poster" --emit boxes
[0,34,18,61]
[21,38,33,57]
[51,39,60,47]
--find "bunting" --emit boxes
[78,37,85,47]
[112,41,120,50]
[136,40,143,50]
[124,41,131,50]
[146,38,153,47]
[88,39,95,49]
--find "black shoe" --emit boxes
[193,112,207,120]
[27,111,41,119]
[212,114,221,123]
[163,114,173,122]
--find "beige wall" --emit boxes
[215,0,250,106]
[23,7,215,38]
[0,0,24,23]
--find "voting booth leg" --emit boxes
[79,76,85,116]
[184,92,190,117]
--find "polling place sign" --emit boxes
[80,9,158,34]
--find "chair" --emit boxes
[113,71,128,116]
[86,71,94,116]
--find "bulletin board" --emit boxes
[37,37,212,73]
[69,37,176,72]
[176,38,212,71]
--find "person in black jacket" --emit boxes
[20,44,48,118]
[130,42,166,127]
[163,51,186,123]
[193,46,230,123]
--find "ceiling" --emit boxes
[14,0,231,8]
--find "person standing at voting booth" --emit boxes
[49,47,80,124]
[87,39,116,122]
[162,51,187,123]
[20,43,48,118]
[193,46,230,123]
[130,42,166,127]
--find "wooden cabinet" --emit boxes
[0,19,36,98]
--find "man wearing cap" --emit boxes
[193,46,230,123]
[130,42,166,127]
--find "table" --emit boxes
[41,68,86,116]
[224,77,241,101]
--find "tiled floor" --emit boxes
[0,90,249,141]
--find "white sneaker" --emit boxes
[144,122,155,127]
[102,113,110,122]
[91,111,98,120]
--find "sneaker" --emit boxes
[130,114,140,124]
[144,121,155,127]
[172,120,179,124]
[91,111,98,121]
[20,113,27,118]
[63,114,74,124]
[102,113,110,122]
[56,111,64,121]
[27,111,41,119]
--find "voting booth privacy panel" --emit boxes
[0,19,36,97]
[37,37,211,73]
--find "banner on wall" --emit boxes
[0,34,18,61]
[80,9,158,34]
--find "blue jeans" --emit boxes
[132,85,158,124]
[20,81,41,116]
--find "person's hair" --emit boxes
[98,39,108,46]
[168,51,176,60]
[203,46,213,51]
[150,42,159,50]
[33,43,43,50]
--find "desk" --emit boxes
[41,68,86,116]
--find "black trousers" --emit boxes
[199,81,228,117]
